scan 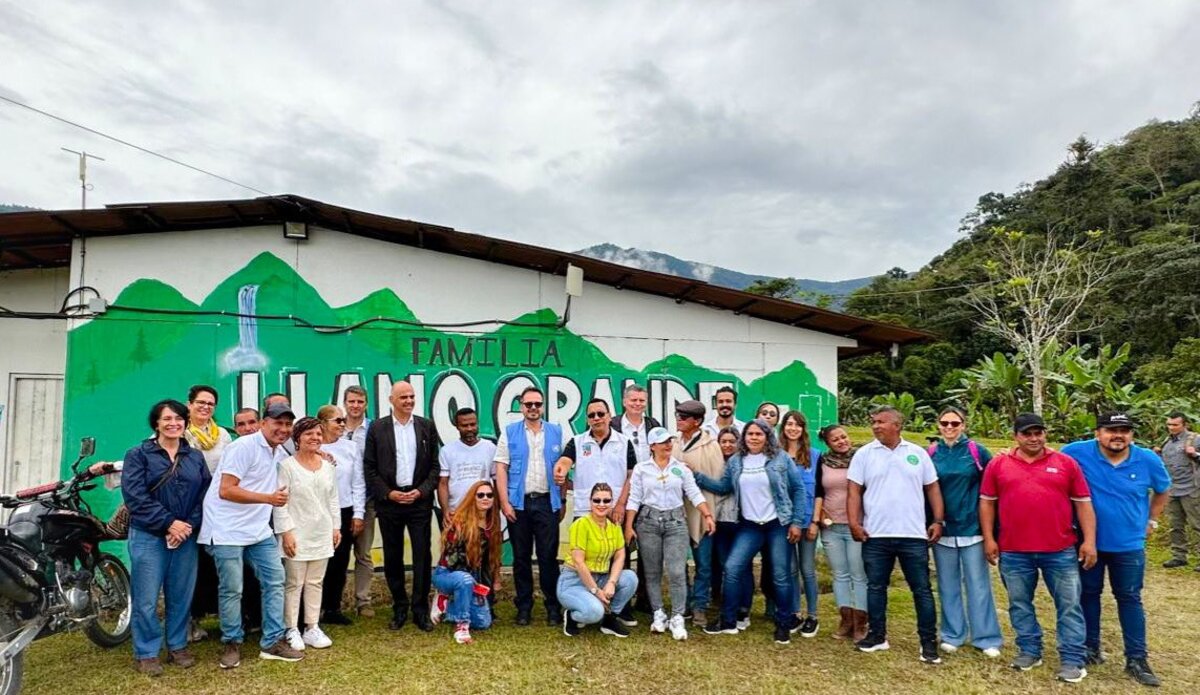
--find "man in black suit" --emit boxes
[362,380,441,631]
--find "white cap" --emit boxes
[647,427,673,446]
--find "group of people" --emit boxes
[118,380,1190,688]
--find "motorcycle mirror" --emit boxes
[79,437,96,458]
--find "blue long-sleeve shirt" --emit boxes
[122,438,211,535]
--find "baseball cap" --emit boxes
[263,402,296,420]
[1013,413,1045,433]
[647,427,673,445]
[1096,412,1134,429]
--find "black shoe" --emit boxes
[1161,558,1187,569]
[787,614,802,635]
[322,611,353,626]
[773,622,791,645]
[856,633,890,652]
[387,615,406,631]
[920,641,942,664]
[1125,658,1161,687]
[616,605,638,627]
[704,619,738,635]
[600,614,630,638]
[562,612,581,637]
[546,608,563,627]
[414,616,435,632]
[1085,647,1107,665]
[799,615,819,638]
[515,610,532,626]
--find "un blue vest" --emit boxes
[505,420,564,512]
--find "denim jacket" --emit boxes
[693,450,806,527]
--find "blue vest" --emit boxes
[505,420,564,512]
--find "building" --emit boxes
[0,194,928,506]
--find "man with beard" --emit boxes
[703,387,745,438]
[1061,413,1171,687]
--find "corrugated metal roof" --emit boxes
[0,194,933,357]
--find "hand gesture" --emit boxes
[1078,542,1098,570]
[502,501,517,523]
[926,522,944,544]
[268,486,290,507]
[806,523,819,541]
[281,531,298,558]
[787,525,803,543]
[850,524,869,543]
[553,461,569,486]
[703,516,717,536]
[984,539,999,565]
[352,518,365,537]
[624,527,637,545]
[332,529,342,548]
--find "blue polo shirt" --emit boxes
[1061,440,1171,553]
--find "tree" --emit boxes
[962,228,1117,415]
[745,277,800,298]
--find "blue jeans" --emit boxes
[794,537,818,615]
[206,536,286,649]
[690,534,716,612]
[863,537,937,643]
[432,567,493,629]
[722,519,795,627]
[932,541,1002,649]
[1081,550,1147,659]
[128,527,198,659]
[557,568,638,625]
[821,524,866,609]
[999,549,1086,666]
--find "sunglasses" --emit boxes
[325,417,347,424]
[476,491,495,499]
[586,411,607,419]
[522,401,544,409]
[938,420,963,427]
[591,497,613,504]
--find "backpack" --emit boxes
[928,440,982,471]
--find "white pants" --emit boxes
[284,558,329,629]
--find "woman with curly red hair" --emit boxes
[430,480,502,644]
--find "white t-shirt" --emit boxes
[702,417,745,439]
[738,453,775,523]
[199,430,286,546]
[847,439,938,539]
[439,438,498,513]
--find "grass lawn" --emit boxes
[21,428,1195,694]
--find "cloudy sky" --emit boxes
[3,1,1199,280]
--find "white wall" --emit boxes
[71,226,853,394]
[0,267,70,477]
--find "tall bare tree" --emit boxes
[963,228,1117,415]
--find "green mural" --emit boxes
[64,252,836,520]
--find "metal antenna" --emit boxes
[60,148,106,209]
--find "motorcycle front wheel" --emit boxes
[0,602,24,695]
[83,553,131,648]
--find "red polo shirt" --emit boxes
[979,448,1091,553]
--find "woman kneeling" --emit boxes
[558,483,639,637]
[431,480,502,644]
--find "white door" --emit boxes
[3,375,64,494]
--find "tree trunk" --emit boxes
[1030,364,1045,416]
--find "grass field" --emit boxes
[21,427,1198,694]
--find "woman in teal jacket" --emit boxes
[693,419,806,645]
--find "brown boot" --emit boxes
[832,606,854,639]
[133,657,163,677]
[851,609,868,642]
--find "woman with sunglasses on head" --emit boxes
[814,424,868,641]
[430,480,502,644]
[928,406,1002,658]
[778,410,820,637]
[625,428,715,640]
[314,404,366,626]
[694,419,807,645]
[560,483,639,637]
[275,417,342,651]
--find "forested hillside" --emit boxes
[840,104,1200,436]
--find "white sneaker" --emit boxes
[982,647,1002,658]
[302,626,332,649]
[285,627,305,651]
[736,616,751,631]
[650,610,668,633]
[940,642,959,654]
[669,614,688,641]
[188,619,208,643]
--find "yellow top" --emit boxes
[564,514,624,573]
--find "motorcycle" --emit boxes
[0,438,131,694]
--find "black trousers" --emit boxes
[321,506,356,614]
[509,494,561,614]
[191,549,220,618]
[377,505,433,619]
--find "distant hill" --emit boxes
[574,243,874,306]
[0,204,38,213]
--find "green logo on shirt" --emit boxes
[906,454,919,466]
[671,467,683,477]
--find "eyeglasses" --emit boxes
[192,401,216,408]
[938,420,963,428]
[325,417,347,424]
[675,413,696,420]
[591,497,613,504]
[476,491,495,499]
[586,411,607,420]
[522,401,543,409]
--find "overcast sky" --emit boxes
[2,1,1199,280]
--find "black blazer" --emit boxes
[362,414,441,513]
